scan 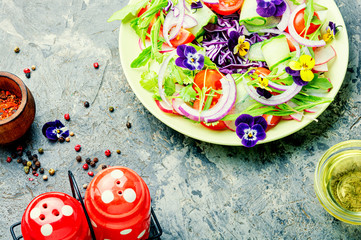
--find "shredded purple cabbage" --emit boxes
[201,14,274,74]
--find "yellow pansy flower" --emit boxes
[234,35,250,57]
[289,55,315,82]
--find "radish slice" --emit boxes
[163,0,185,46]
[155,100,173,113]
[244,81,303,106]
[138,38,175,53]
[277,1,290,32]
[314,45,336,66]
[282,115,293,120]
[313,63,328,72]
[224,121,236,131]
[158,51,177,109]
[288,4,326,47]
[183,14,198,29]
[203,0,219,4]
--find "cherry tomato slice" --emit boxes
[201,121,227,130]
[255,67,271,77]
[205,0,244,15]
[169,28,195,47]
[262,114,282,131]
[294,9,321,36]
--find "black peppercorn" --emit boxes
[28,155,33,161]
[33,154,38,159]
[39,168,45,174]
[32,170,37,175]
[126,122,132,129]
[59,137,65,143]
[14,47,20,53]
[84,101,90,108]
[35,161,41,168]
[38,148,44,154]
[93,157,98,163]
[26,150,31,156]
[76,156,82,162]
[17,150,23,157]
[17,158,22,164]
[85,158,91,164]
[22,160,27,166]
[25,72,31,79]
[11,153,17,159]
[102,165,107,170]
[90,161,96,167]
[109,106,114,112]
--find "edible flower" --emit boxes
[235,114,267,148]
[175,45,204,71]
[191,0,203,9]
[42,120,69,141]
[256,0,286,18]
[256,77,272,99]
[286,55,315,85]
[322,21,338,43]
[228,31,250,57]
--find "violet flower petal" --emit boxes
[273,0,284,5]
[196,54,205,70]
[45,127,59,141]
[175,57,186,68]
[191,1,203,9]
[177,45,187,58]
[256,3,276,18]
[235,114,254,127]
[236,123,251,139]
[285,67,300,77]
[185,45,197,55]
[256,88,272,99]
[183,58,196,71]
[293,76,309,86]
[54,120,65,129]
[253,116,268,131]
[274,1,287,17]
[256,0,271,8]
[59,129,70,139]
[42,121,57,137]
[252,124,267,140]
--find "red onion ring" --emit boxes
[158,51,177,109]
[277,0,290,32]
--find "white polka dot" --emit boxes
[61,205,74,216]
[91,219,97,228]
[41,224,53,236]
[101,190,114,204]
[123,188,136,203]
[111,170,124,179]
[30,208,41,220]
[120,229,132,235]
[137,230,146,239]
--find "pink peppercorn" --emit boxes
[29,178,34,181]
[83,164,89,170]
[6,157,12,163]
[34,173,39,177]
[88,171,94,177]
[75,144,81,152]
[105,149,111,157]
[23,68,30,74]
[64,113,70,121]
[93,62,99,69]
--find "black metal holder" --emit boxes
[10,171,162,240]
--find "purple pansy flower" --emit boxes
[256,0,287,18]
[191,1,203,9]
[285,66,309,86]
[256,88,272,99]
[175,45,204,71]
[323,21,339,42]
[235,114,268,147]
[42,120,69,141]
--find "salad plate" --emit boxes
[118,0,348,146]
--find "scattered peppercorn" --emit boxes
[102,165,108,170]
[23,68,30,74]
[6,157,12,163]
[74,144,81,152]
[26,161,32,167]
[11,153,17,159]
[17,158,22,164]
[38,148,44,154]
[17,151,23,157]
[28,155,33,161]
[34,173,39,177]
[90,161,96,167]
[105,150,111,157]
[16,145,23,152]
[25,72,31,79]
[49,168,55,176]
[24,166,30,174]
[35,161,41,168]
[33,154,38,159]
[116,149,121,154]
[88,171,94,177]
[76,156,82,162]
[43,175,48,181]
[31,65,36,71]
[126,122,132,129]
[22,160,27,166]
[14,47,20,53]
[59,137,65,143]
[65,137,70,142]
[93,157,98,163]
[84,101,90,108]
[26,150,31,156]
[29,178,34,181]
[39,168,44,174]
[93,62,99,69]
[70,132,75,136]
[83,184,88,189]
[85,158,91,164]
[83,164,89,170]
[64,113,70,121]
[109,106,114,112]
[32,170,37,175]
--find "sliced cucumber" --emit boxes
[239,0,267,26]
[188,3,217,38]
[242,17,280,32]
[261,35,291,70]
[248,42,265,61]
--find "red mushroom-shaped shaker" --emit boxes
[84,166,151,240]
[21,192,91,240]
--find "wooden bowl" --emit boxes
[0,72,36,144]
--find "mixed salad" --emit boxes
[109,0,341,147]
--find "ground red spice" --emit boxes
[0,90,21,120]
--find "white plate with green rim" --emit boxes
[118,0,349,146]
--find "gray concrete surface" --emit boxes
[0,0,360,239]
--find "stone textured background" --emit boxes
[0,0,360,239]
